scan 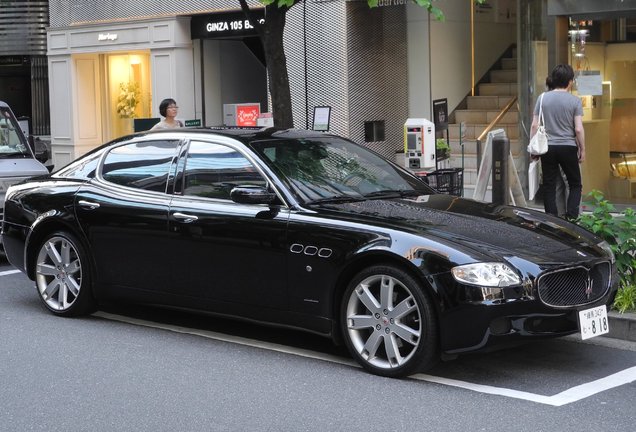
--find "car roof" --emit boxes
[133,127,337,145]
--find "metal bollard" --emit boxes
[491,136,510,205]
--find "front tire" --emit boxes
[34,231,96,317]
[341,265,438,377]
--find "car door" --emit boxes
[168,139,290,310]
[74,138,181,296]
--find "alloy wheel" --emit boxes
[345,273,423,371]
[36,235,83,312]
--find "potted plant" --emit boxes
[436,138,450,161]
[116,81,141,119]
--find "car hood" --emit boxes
[311,194,605,264]
[0,158,49,178]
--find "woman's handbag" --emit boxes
[527,93,549,155]
[528,159,541,200]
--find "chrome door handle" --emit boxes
[172,212,199,223]
[77,200,100,210]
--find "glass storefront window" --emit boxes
[606,58,636,202]
[106,52,152,139]
[565,20,636,203]
[520,2,636,204]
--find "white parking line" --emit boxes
[0,269,20,276]
[94,311,636,406]
[412,367,636,406]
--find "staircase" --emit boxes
[447,53,525,201]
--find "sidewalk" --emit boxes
[607,311,636,342]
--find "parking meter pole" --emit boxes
[491,136,510,206]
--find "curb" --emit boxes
[606,311,636,342]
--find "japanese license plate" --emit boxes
[578,305,609,340]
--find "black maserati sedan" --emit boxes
[2,128,618,377]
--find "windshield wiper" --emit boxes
[363,189,423,199]
[307,195,366,205]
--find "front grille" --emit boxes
[537,262,611,307]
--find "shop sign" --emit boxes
[257,112,273,127]
[433,99,448,131]
[191,10,265,39]
[184,119,202,127]
[0,56,28,66]
[376,0,409,6]
[575,70,602,96]
[312,106,331,131]
[236,104,260,127]
[98,33,118,41]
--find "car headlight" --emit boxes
[597,240,615,263]
[451,262,521,287]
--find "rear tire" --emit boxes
[34,231,96,317]
[340,265,438,377]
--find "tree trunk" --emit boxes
[237,1,295,129]
[262,4,294,128]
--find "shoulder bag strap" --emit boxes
[538,93,545,127]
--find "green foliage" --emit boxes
[260,0,295,7]
[436,138,450,151]
[576,190,636,311]
[613,284,636,314]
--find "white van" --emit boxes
[0,101,50,223]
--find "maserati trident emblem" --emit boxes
[585,279,593,300]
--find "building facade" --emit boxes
[0,0,50,136]
[45,0,514,169]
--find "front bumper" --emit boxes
[436,262,620,354]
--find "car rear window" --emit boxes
[101,140,179,193]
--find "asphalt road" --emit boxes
[1,261,635,432]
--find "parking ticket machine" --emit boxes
[403,118,435,170]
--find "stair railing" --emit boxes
[475,96,518,168]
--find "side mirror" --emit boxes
[230,185,277,205]
[27,134,36,153]
[29,136,51,165]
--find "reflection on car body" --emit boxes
[1,128,618,377]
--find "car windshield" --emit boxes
[0,107,29,157]
[250,136,433,203]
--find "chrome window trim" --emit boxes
[94,137,184,196]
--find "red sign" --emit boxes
[236,104,260,127]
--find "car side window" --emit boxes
[54,149,105,179]
[182,141,266,200]
[0,108,28,153]
[101,140,179,193]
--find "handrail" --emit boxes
[475,96,518,168]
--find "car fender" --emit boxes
[332,235,451,315]
[23,209,86,279]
